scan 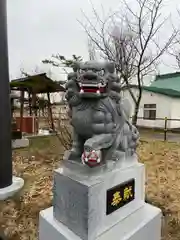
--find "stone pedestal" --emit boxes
[39,160,162,240]
[39,204,161,240]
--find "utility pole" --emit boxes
[0,0,13,189]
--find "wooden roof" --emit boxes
[10,73,65,93]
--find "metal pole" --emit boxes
[164,117,167,141]
[0,0,13,188]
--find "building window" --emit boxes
[143,104,156,120]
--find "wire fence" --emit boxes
[36,115,180,142]
[13,107,180,142]
[134,117,180,141]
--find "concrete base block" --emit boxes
[0,176,24,200]
[39,203,162,240]
[53,161,145,240]
[12,138,29,149]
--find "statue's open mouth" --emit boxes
[79,83,106,94]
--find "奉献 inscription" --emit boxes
[106,178,135,215]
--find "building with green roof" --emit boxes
[150,72,180,92]
[121,72,180,129]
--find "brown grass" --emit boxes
[0,136,180,239]
[138,139,180,240]
[0,136,64,240]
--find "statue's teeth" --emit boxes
[80,89,84,93]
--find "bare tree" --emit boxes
[166,10,180,69]
[168,46,180,69]
[43,54,83,75]
[174,53,180,68]
[87,37,96,60]
[168,38,180,69]
[79,0,178,125]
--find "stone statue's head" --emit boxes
[72,60,115,98]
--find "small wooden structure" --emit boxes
[10,73,65,133]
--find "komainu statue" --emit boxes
[64,61,139,167]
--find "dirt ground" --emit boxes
[0,136,180,239]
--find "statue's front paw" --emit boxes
[81,149,102,167]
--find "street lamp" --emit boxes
[0,0,24,199]
[0,0,12,189]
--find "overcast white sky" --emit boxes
[7,0,180,82]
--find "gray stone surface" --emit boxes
[39,203,162,240]
[53,160,145,240]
